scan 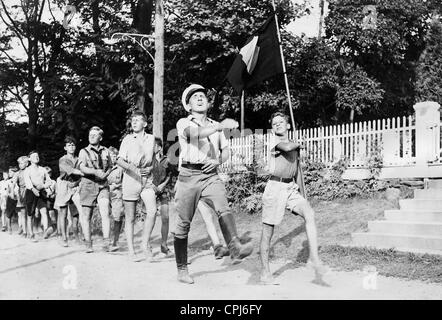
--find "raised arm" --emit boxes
[274,141,301,152]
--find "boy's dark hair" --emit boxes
[28,150,38,157]
[154,137,163,148]
[269,111,290,125]
[64,135,77,145]
[131,110,148,122]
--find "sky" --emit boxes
[1,0,326,124]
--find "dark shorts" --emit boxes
[5,198,17,219]
[25,189,46,217]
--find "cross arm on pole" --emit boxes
[106,33,156,64]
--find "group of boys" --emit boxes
[0,83,328,285]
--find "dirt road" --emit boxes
[0,218,441,300]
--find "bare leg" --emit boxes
[123,200,141,261]
[295,201,328,277]
[97,197,111,252]
[80,206,93,252]
[140,188,157,260]
[40,207,48,232]
[97,198,110,239]
[72,192,84,240]
[20,209,27,236]
[160,203,169,249]
[59,206,68,243]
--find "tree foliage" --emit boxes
[415,17,442,104]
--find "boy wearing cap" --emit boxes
[107,146,124,252]
[55,136,84,247]
[23,151,52,242]
[259,112,328,285]
[78,126,112,253]
[172,84,253,284]
[115,111,157,262]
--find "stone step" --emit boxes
[414,189,442,199]
[399,199,442,210]
[368,220,442,236]
[428,179,442,189]
[352,233,442,252]
[384,210,442,222]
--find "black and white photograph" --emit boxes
[0,0,441,305]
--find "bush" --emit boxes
[225,157,414,210]
[225,169,269,215]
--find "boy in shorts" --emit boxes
[5,167,19,234]
[55,136,84,247]
[15,156,30,236]
[116,111,157,262]
[78,127,112,253]
[0,171,9,232]
[259,112,328,285]
[23,151,52,242]
[42,166,58,239]
[107,146,124,252]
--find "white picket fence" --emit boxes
[220,115,417,171]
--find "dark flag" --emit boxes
[132,0,154,34]
[226,15,283,94]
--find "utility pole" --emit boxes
[153,0,164,139]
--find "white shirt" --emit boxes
[176,115,228,165]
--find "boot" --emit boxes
[110,220,122,252]
[174,237,194,284]
[213,244,230,259]
[219,213,253,263]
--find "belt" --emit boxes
[270,175,294,183]
[181,163,205,170]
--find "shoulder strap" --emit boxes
[83,148,98,170]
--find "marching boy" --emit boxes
[115,111,157,262]
[151,137,174,256]
[259,112,328,285]
[0,171,9,232]
[15,156,29,236]
[55,136,84,247]
[107,146,124,252]
[78,127,112,253]
[5,167,19,234]
[172,84,253,284]
[23,151,52,242]
[42,166,58,239]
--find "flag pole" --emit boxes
[240,90,245,135]
[271,0,296,131]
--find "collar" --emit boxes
[131,130,149,139]
[87,144,105,152]
[187,114,215,126]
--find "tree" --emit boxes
[325,0,441,117]
[415,17,442,104]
